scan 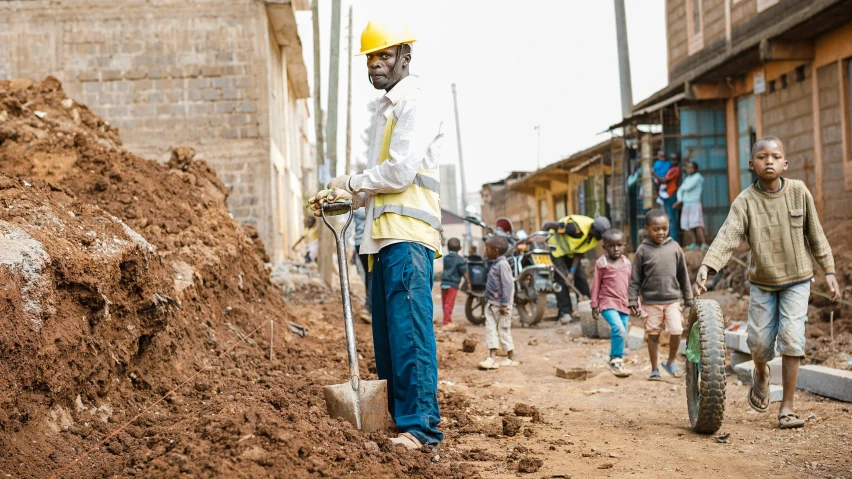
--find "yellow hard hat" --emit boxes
[357,19,416,56]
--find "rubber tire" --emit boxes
[464,295,487,326]
[597,315,611,339]
[685,299,726,434]
[580,312,598,338]
[517,293,546,326]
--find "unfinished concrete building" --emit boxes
[0,0,313,263]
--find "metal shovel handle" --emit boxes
[319,201,360,391]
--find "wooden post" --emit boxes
[810,63,824,216]
[312,0,334,286]
[725,97,741,200]
[345,5,353,176]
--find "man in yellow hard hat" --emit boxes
[310,18,444,451]
[543,215,611,323]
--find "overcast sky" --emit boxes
[296,0,668,194]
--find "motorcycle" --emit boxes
[461,216,561,326]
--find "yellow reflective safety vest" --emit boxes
[548,215,598,259]
[370,91,443,258]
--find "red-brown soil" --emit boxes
[0,78,478,478]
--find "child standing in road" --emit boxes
[591,229,633,378]
[695,136,839,430]
[675,161,707,250]
[478,236,517,370]
[628,209,693,381]
[440,238,470,330]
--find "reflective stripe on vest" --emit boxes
[370,87,443,258]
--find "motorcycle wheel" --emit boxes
[685,299,726,434]
[517,293,546,325]
[464,295,487,326]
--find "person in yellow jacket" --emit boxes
[309,18,443,451]
[543,215,611,323]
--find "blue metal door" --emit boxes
[679,107,729,237]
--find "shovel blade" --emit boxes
[323,379,389,432]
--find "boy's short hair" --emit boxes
[602,228,625,243]
[751,135,785,157]
[486,236,510,255]
[644,209,668,227]
[689,161,699,172]
[447,237,461,251]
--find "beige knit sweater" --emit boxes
[702,179,835,288]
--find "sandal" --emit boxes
[661,361,682,378]
[390,432,423,450]
[648,370,661,381]
[778,412,805,429]
[747,364,771,413]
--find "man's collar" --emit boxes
[383,75,417,106]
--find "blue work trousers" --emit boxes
[601,309,630,358]
[664,195,680,242]
[371,242,443,445]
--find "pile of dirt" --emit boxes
[0,78,478,478]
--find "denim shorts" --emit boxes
[747,280,810,362]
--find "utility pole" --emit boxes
[345,5,353,176]
[312,0,333,285]
[327,0,342,176]
[534,125,541,169]
[451,83,472,249]
[613,0,634,119]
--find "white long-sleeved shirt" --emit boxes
[348,75,444,255]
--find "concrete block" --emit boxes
[626,326,644,350]
[769,385,783,403]
[734,358,783,385]
[725,329,750,354]
[796,365,852,402]
[677,340,686,356]
[730,350,751,368]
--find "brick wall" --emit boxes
[760,65,817,193]
[667,0,688,75]
[730,0,757,28]
[817,63,850,220]
[0,0,309,262]
[702,0,727,47]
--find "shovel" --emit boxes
[319,200,389,432]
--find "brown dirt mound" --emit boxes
[0,78,478,478]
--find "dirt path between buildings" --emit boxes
[428,290,852,478]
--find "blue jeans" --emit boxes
[747,281,810,362]
[371,242,443,445]
[663,195,679,242]
[602,309,629,359]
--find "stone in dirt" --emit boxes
[503,416,523,436]
[514,403,544,422]
[528,337,539,346]
[517,456,543,473]
[462,335,478,353]
[556,367,591,380]
[730,350,751,368]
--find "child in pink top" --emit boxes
[591,229,632,377]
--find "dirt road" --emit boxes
[431,290,852,478]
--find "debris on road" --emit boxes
[715,432,730,443]
[517,456,543,473]
[556,367,591,380]
[503,416,523,436]
[514,403,544,422]
[462,335,478,353]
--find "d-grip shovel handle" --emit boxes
[319,200,360,391]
